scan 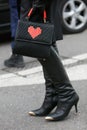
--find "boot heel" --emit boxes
[75,103,78,113]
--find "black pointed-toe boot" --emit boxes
[38,46,79,121]
[29,45,59,116]
[45,83,79,121]
[29,67,58,116]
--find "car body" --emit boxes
[0,0,87,34]
[0,0,10,34]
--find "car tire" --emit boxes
[60,0,87,34]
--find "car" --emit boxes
[0,0,87,34]
[60,0,87,33]
[0,0,10,34]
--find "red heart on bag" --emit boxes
[28,26,42,39]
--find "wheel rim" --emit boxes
[63,0,87,30]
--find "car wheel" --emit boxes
[60,0,87,34]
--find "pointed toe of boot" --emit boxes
[28,111,36,116]
[45,116,54,121]
[28,108,49,116]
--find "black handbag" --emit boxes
[13,8,55,58]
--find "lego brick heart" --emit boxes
[28,26,42,39]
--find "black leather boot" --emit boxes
[38,46,79,121]
[29,67,58,116]
[45,83,79,121]
[29,44,59,116]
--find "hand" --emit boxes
[33,0,45,9]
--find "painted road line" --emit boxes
[0,64,87,87]
[62,58,78,65]
[1,53,87,78]
[0,73,16,79]
[0,53,87,87]
[62,53,87,65]
[73,53,87,60]
[5,53,87,77]
[14,53,87,76]
[17,66,42,76]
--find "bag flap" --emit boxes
[15,20,55,45]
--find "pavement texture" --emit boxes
[0,30,87,130]
[0,57,87,130]
[0,81,87,130]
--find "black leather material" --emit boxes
[39,46,79,120]
[39,46,70,84]
[46,93,79,121]
[29,66,58,116]
[28,45,79,119]
[29,45,59,116]
[30,88,58,116]
[33,0,45,8]
[13,19,55,58]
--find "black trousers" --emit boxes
[17,0,21,18]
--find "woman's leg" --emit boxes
[29,67,58,116]
[29,44,58,116]
[38,45,79,121]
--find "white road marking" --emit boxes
[72,53,87,60]
[62,53,87,65]
[0,53,87,87]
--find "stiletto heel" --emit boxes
[45,93,79,121]
[75,102,78,113]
